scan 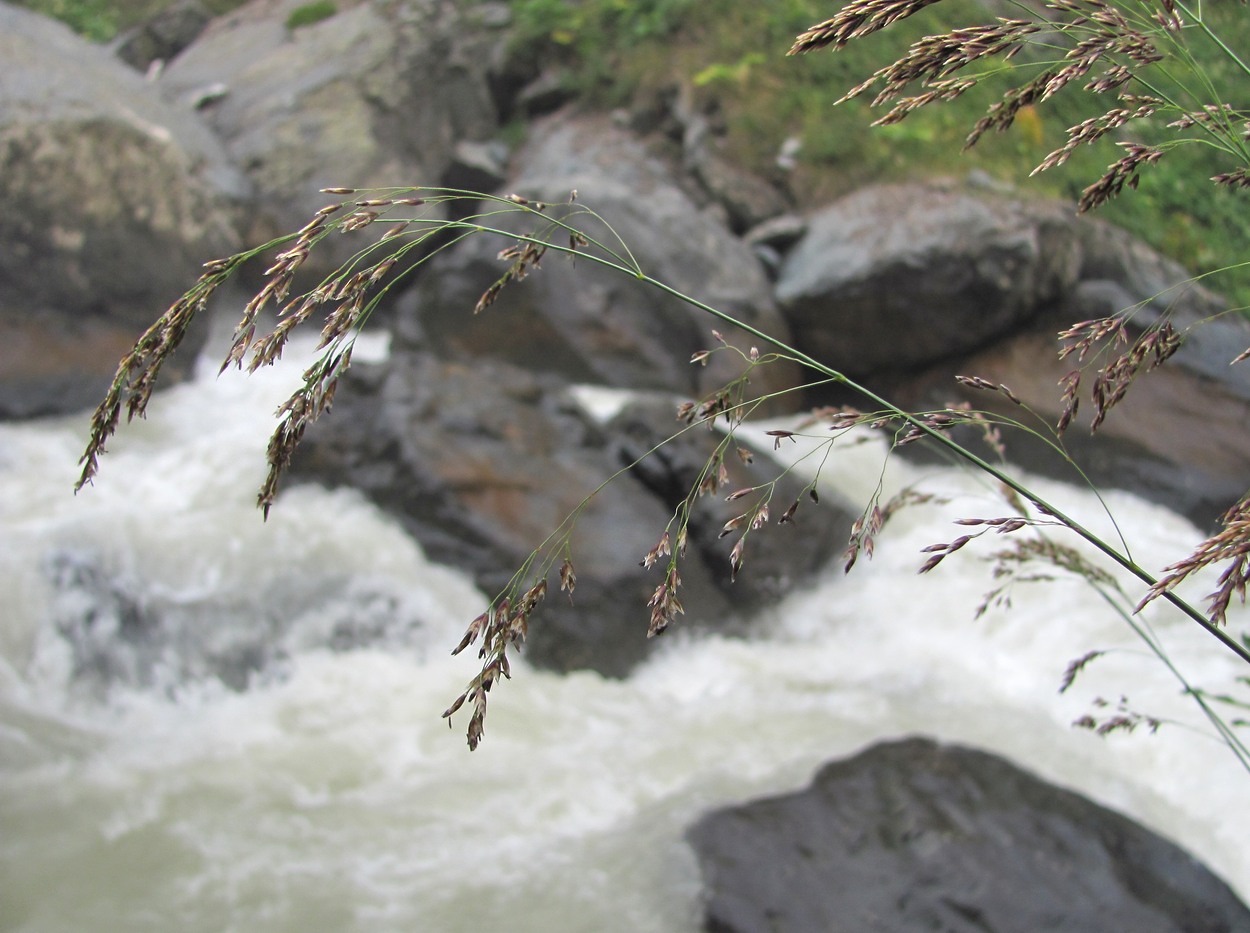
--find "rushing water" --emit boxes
[2,335,1248,932]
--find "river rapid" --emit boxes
[2,335,1248,932]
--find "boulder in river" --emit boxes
[285,109,841,675]
[398,110,801,404]
[290,353,849,677]
[688,736,1250,932]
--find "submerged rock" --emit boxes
[688,737,1250,933]
[43,549,430,694]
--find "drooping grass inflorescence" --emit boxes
[76,5,1250,759]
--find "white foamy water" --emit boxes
[2,336,1248,932]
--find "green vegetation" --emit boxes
[285,0,336,31]
[11,0,119,40]
[511,0,696,50]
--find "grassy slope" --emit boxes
[20,0,1250,305]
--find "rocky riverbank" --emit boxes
[4,0,1249,926]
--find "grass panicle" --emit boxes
[792,0,1250,214]
[77,6,1250,761]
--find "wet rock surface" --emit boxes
[689,737,1250,933]
[291,354,849,677]
[45,549,429,693]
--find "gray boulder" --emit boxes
[0,2,244,418]
[890,216,1250,527]
[282,112,846,676]
[158,0,508,278]
[290,353,848,676]
[400,111,801,403]
[776,181,1082,379]
[689,737,1250,933]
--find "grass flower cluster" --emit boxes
[77,2,1250,763]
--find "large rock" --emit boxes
[290,352,849,676]
[158,0,510,278]
[776,181,1082,379]
[770,178,1250,526]
[891,217,1250,527]
[280,112,835,670]
[398,111,802,402]
[0,2,244,417]
[689,737,1250,933]
[284,113,845,675]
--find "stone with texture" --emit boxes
[399,111,801,404]
[158,0,507,278]
[776,181,1082,379]
[290,354,848,676]
[0,2,242,417]
[689,737,1250,933]
[888,216,1250,527]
